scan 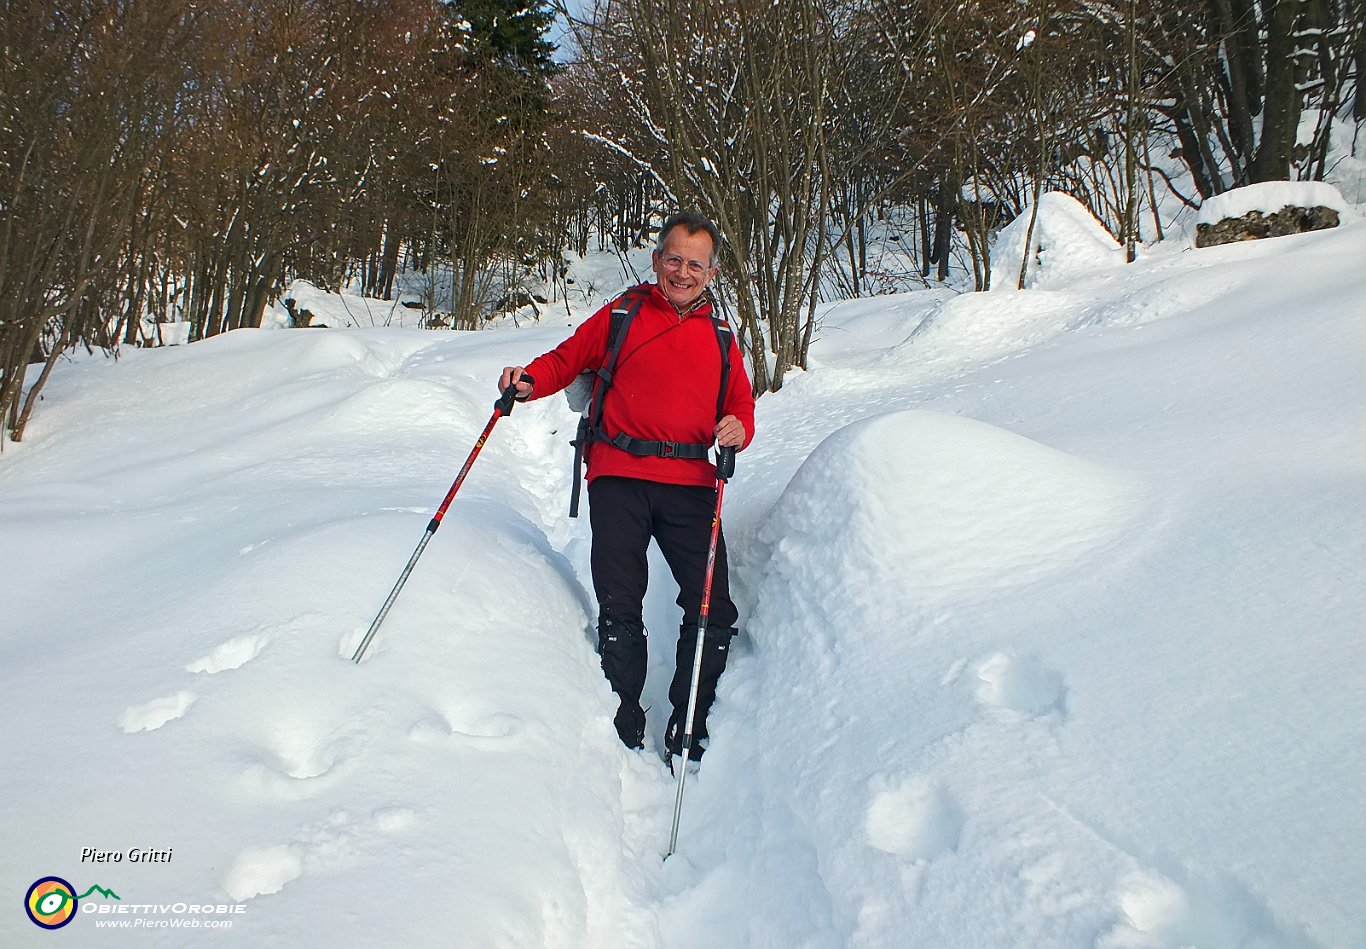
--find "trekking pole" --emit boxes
[351,377,531,664]
[666,444,736,858]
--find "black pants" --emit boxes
[589,476,738,757]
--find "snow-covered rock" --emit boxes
[990,191,1125,290]
[1195,181,1348,248]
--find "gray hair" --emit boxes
[656,211,721,266]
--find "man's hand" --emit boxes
[498,366,534,401]
[715,415,746,448]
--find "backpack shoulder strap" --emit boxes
[590,285,649,429]
[569,285,649,518]
[711,314,733,421]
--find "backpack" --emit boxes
[567,285,734,517]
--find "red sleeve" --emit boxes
[722,331,757,450]
[523,304,612,400]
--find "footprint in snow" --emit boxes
[372,806,416,833]
[1101,868,1318,949]
[239,731,361,801]
[223,844,302,901]
[185,633,268,674]
[864,776,965,861]
[224,807,418,901]
[118,691,197,733]
[407,707,526,748]
[974,652,1066,718]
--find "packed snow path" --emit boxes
[3,222,1363,947]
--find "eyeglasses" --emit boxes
[659,254,714,276]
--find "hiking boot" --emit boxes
[663,718,706,762]
[667,753,701,777]
[598,617,647,750]
[614,703,645,750]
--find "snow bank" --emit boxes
[684,411,1143,946]
[697,219,1365,949]
[758,410,1140,603]
[0,326,663,947]
[991,192,1125,290]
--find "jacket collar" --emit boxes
[649,282,713,319]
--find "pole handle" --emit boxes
[716,445,736,481]
[496,372,535,415]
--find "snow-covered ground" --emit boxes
[3,207,1363,948]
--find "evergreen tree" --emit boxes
[448,0,559,76]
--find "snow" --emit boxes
[1195,180,1351,225]
[268,278,426,329]
[3,212,1365,947]
[1316,119,1366,205]
[991,191,1126,290]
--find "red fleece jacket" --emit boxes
[524,284,756,487]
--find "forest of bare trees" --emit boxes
[1,0,1361,442]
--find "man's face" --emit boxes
[652,227,718,310]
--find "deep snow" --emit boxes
[3,209,1364,948]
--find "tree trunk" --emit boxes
[933,178,955,283]
[379,224,401,300]
[919,195,932,278]
[1356,3,1366,121]
[1250,0,1302,181]
[10,318,74,443]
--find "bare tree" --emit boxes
[1146,0,1362,195]
[1,0,197,443]
[580,0,880,391]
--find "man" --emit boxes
[499,211,755,765]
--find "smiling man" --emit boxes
[499,211,755,767]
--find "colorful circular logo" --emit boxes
[25,877,78,930]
